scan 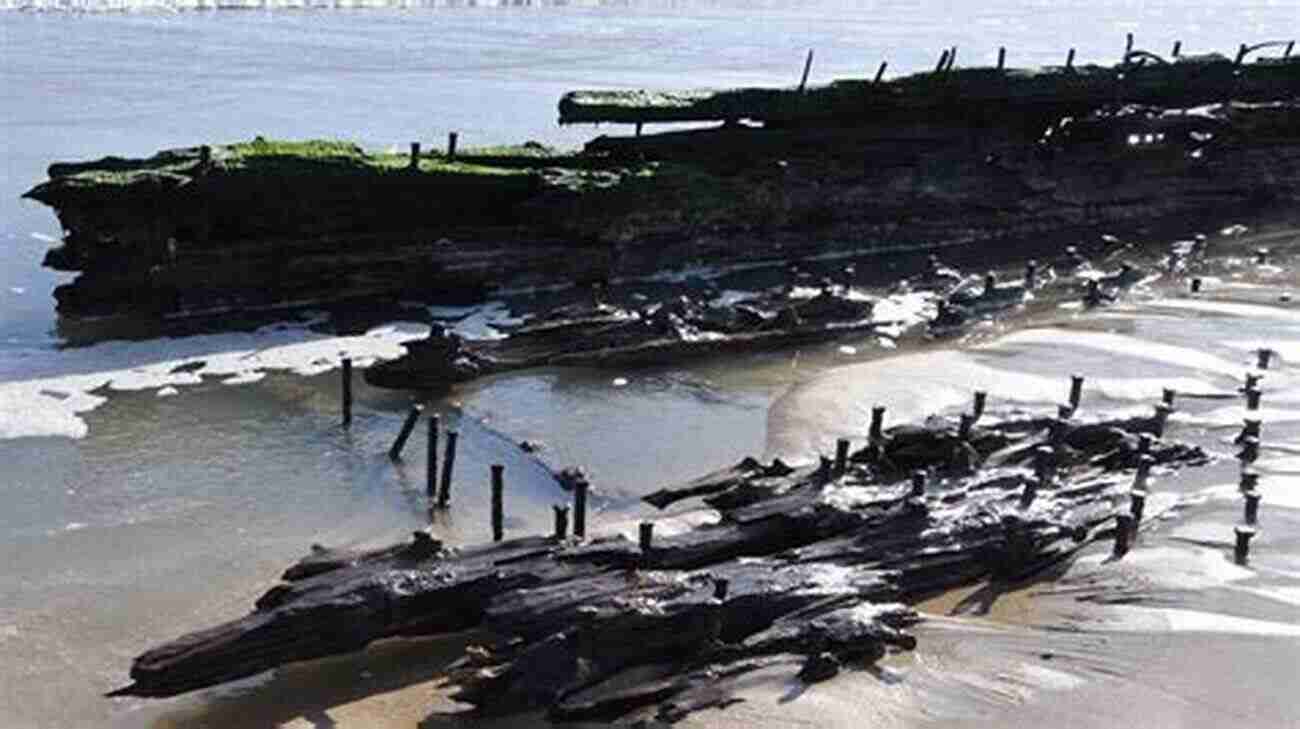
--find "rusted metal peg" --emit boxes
[639,521,655,551]
[1243,490,1261,526]
[425,414,439,498]
[910,469,927,497]
[1238,436,1260,465]
[1257,348,1274,370]
[1245,387,1262,411]
[437,429,458,508]
[1068,374,1085,412]
[834,438,850,476]
[1234,525,1256,565]
[1114,513,1133,557]
[553,505,570,540]
[389,404,423,461]
[490,464,505,543]
[1134,454,1154,490]
[573,476,589,539]
[869,405,887,442]
[1130,489,1148,523]
[935,49,950,73]
[1152,403,1172,438]
[1239,469,1260,493]
[1237,418,1262,444]
[340,357,353,427]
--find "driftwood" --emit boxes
[364,287,881,390]
[109,406,1207,724]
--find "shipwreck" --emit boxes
[20,41,1300,320]
[109,399,1211,724]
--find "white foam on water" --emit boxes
[155,386,178,397]
[0,321,427,440]
[1173,405,1300,428]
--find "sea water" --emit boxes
[1,3,1298,728]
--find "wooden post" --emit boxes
[1244,372,1262,390]
[389,405,422,461]
[1245,387,1262,411]
[816,456,833,484]
[1239,418,1262,443]
[1172,40,1182,58]
[1239,436,1259,465]
[1066,48,1076,71]
[635,121,643,137]
[947,45,958,71]
[972,391,987,421]
[1134,454,1153,490]
[1161,388,1177,407]
[1239,469,1259,492]
[713,578,729,600]
[1152,403,1172,437]
[1235,43,1248,66]
[1114,513,1132,557]
[1286,40,1294,59]
[1130,489,1147,522]
[409,142,420,169]
[997,47,1006,70]
[1034,445,1055,484]
[199,145,211,166]
[437,429,458,508]
[873,61,888,84]
[1234,525,1255,565]
[1024,259,1038,289]
[910,469,926,497]
[833,438,850,476]
[869,405,886,442]
[1069,374,1084,412]
[1257,348,1273,370]
[490,464,504,542]
[1243,490,1261,525]
[934,49,950,74]
[1190,277,1202,293]
[553,505,569,540]
[958,413,974,439]
[639,521,654,551]
[1138,433,1152,454]
[447,131,458,161]
[798,49,814,92]
[425,414,439,498]
[1125,33,1134,59]
[341,358,353,428]
[573,478,589,539]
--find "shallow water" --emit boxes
[1,2,1299,729]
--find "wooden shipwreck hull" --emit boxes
[110,406,1208,724]
[19,49,1300,320]
[363,287,882,389]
